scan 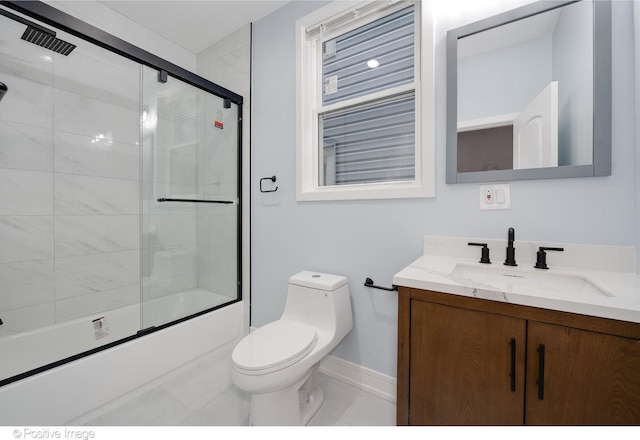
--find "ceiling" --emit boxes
[97,0,290,54]
[458,7,561,59]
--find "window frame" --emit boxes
[295,0,435,201]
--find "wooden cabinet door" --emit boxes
[526,321,640,425]
[409,300,526,425]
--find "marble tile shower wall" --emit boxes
[0,23,143,334]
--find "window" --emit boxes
[296,0,434,201]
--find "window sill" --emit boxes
[296,180,433,201]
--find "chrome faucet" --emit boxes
[504,227,517,266]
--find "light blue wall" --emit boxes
[251,1,637,377]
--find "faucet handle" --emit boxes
[468,242,491,264]
[534,247,564,269]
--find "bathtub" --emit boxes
[0,288,235,383]
[0,292,244,425]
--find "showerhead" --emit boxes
[21,25,76,56]
[0,82,7,103]
[1,7,76,56]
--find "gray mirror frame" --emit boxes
[446,0,611,184]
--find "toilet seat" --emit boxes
[232,320,317,375]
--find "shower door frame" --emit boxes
[0,0,243,386]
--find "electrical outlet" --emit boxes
[479,184,511,210]
[483,189,494,204]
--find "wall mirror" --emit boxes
[446,0,611,184]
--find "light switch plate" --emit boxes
[479,184,511,210]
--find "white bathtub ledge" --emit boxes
[0,301,244,425]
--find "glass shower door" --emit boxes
[141,66,239,329]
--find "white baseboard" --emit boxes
[319,355,397,403]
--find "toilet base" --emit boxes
[249,364,324,425]
[302,384,324,424]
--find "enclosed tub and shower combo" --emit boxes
[0,1,243,423]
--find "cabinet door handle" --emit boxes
[509,338,516,392]
[536,344,545,400]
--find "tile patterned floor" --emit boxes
[81,368,395,426]
[180,373,396,426]
[308,374,396,426]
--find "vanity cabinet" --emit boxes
[397,287,640,425]
[525,321,640,424]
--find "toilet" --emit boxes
[231,270,353,425]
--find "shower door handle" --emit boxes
[157,198,234,204]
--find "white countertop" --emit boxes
[393,236,640,324]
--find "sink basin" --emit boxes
[451,264,612,297]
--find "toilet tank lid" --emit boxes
[289,271,348,291]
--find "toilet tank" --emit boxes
[289,271,347,291]
[280,271,352,341]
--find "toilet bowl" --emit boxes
[231,271,353,425]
